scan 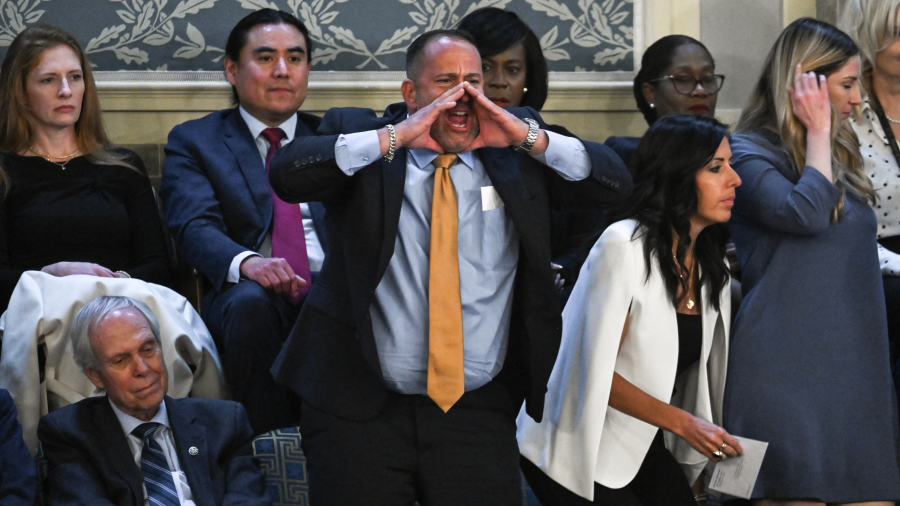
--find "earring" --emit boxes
[650,103,655,108]
[523,87,528,93]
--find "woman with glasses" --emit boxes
[723,18,900,504]
[606,35,724,169]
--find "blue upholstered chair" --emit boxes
[252,427,309,505]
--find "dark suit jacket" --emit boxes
[0,389,35,506]
[161,108,326,292]
[269,103,631,423]
[38,396,266,506]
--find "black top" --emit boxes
[0,151,170,311]
[675,312,702,376]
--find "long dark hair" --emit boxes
[457,7,548,110]
[611,114,731,311]
[634,35,714,125]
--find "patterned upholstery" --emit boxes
[250,426,544,506]
[251,427,309,506]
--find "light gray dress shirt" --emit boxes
[335,128,590,394]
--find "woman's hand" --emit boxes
[41,261,117,278]
[788,63,835,182]
[674,412,743,461]
[788,63,831,135]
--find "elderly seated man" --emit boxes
[38,296,267,505]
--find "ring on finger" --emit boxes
[712,450,724,461]
[720,442,728,450]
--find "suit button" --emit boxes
[294,160,301,167]
[316,154,323,161]
[303,157,310,165]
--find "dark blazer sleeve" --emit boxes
[270,108,394,204]
[513,107,631,209]
[37,414,120,506]
[220,404,268,505]
[0,390,35,506]
[161,122,254,291]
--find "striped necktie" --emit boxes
[132,422,180,506]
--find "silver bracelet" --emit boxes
[514,118,539,153]
[384,124,397,162]
[115,270,131,278]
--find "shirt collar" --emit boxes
[239,106,298,144]
[858,97,889,145]
[408,148,475,171]
[110,397,170,437]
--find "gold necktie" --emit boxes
[428,153,464,412]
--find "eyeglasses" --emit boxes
[647,74,726,95]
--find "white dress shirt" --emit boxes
[226,107,326,283]
[110,400,196,506]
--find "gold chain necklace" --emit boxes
[674,253,696,310]
[28,146,81,169]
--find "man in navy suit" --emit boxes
[161,9,323,434]
[38,296,266,505]
[268,30,630,505]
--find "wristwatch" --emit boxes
[515,118,539,154]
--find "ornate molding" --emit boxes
[94,70,634,113]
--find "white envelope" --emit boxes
[708,436,769,499]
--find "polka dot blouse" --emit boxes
[850,99,900,276]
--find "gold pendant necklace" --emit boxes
[28,146,81,169]
[674,253,696,309]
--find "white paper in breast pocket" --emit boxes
[481,186,504,211]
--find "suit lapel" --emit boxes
[223,109,272,228]
[377,147,407,278]
[96,399,145,505]
[167,398,214,506]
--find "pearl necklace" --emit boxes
[28,146,81,169]
[885,112,900,125]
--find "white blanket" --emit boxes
[0,272,227,454]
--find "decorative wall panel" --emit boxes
[0,0,634,72]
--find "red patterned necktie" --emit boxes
[261,127,311,304]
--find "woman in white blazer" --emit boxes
[518,114,742,505]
